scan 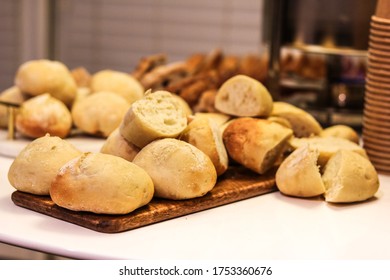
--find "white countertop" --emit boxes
[1,141,390,260]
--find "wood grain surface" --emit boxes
[11,166,277,233]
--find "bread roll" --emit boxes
[276,143,325,197]
[322,150,379,203]
[193,112,231,127]
[271,101,322,137]
[8,134,82,195]
[289,136,367,168]
[90,70,144,104]
[180,115,228,176]
[71,91,130,137]
[171,93,193,117]
[320,125,359,144]
[100,127,140,161]
[132,138,217,200]
[50,152,154,214]
[223,117,293,174]
[0,86,27,128]
[120,90,187,148]
[16,93,72,139]
[214,74,273,117]
[14,59,77,106]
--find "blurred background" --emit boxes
[0,0,378,259]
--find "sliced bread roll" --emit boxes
[16,93,72,139]
[132,138,217,200]
[120,90,187,148]
[50,152,154,214]
[8,134,82,195]
[214,74,273,117]
[180,115,228,176]
[276,143,325,197]
[322,150,379,203]
[289,136,367,168]
[222,117,293,174]
[100,127,140,161]
[271,101,322,137]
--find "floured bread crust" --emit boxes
[8,134,82,195]
[132,138,217,200]
[50,152,154,214]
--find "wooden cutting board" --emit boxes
[11,166,277,234]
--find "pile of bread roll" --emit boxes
[1,49,268,140]
[7,66,380,215]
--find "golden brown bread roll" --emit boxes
[215,75,273,117]
[8,134,82,195]
[180,115,228,176]
[132,138,217,200]
[71,91,130,137]
[100,127,140,161]
[223,117,293,174]
[90,70,144,104]
[120,90,187,148]
[50,152,154,214]
[322,150,379,203]
[15,93,72,139]
[14,59,77,106]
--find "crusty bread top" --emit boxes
[90,69,144,104]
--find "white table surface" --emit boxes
[1,141,390,260]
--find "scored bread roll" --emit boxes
[271,101,322,137]
[132,138,217,200]
[120,90,187,148]
[180,115,228,176]
[100,127,140,161]
[223,117,293,174]
[320,124,360,144]
[14,59,77,106]
[16,93,72,139]
[276,143,325,197]
[289,136,367,168]
[50,152,154,214]
[322,150,379,203]
[90,69,144,104]
[8,134,82,195]
[71,91,130,137]
[214,74,273,117]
